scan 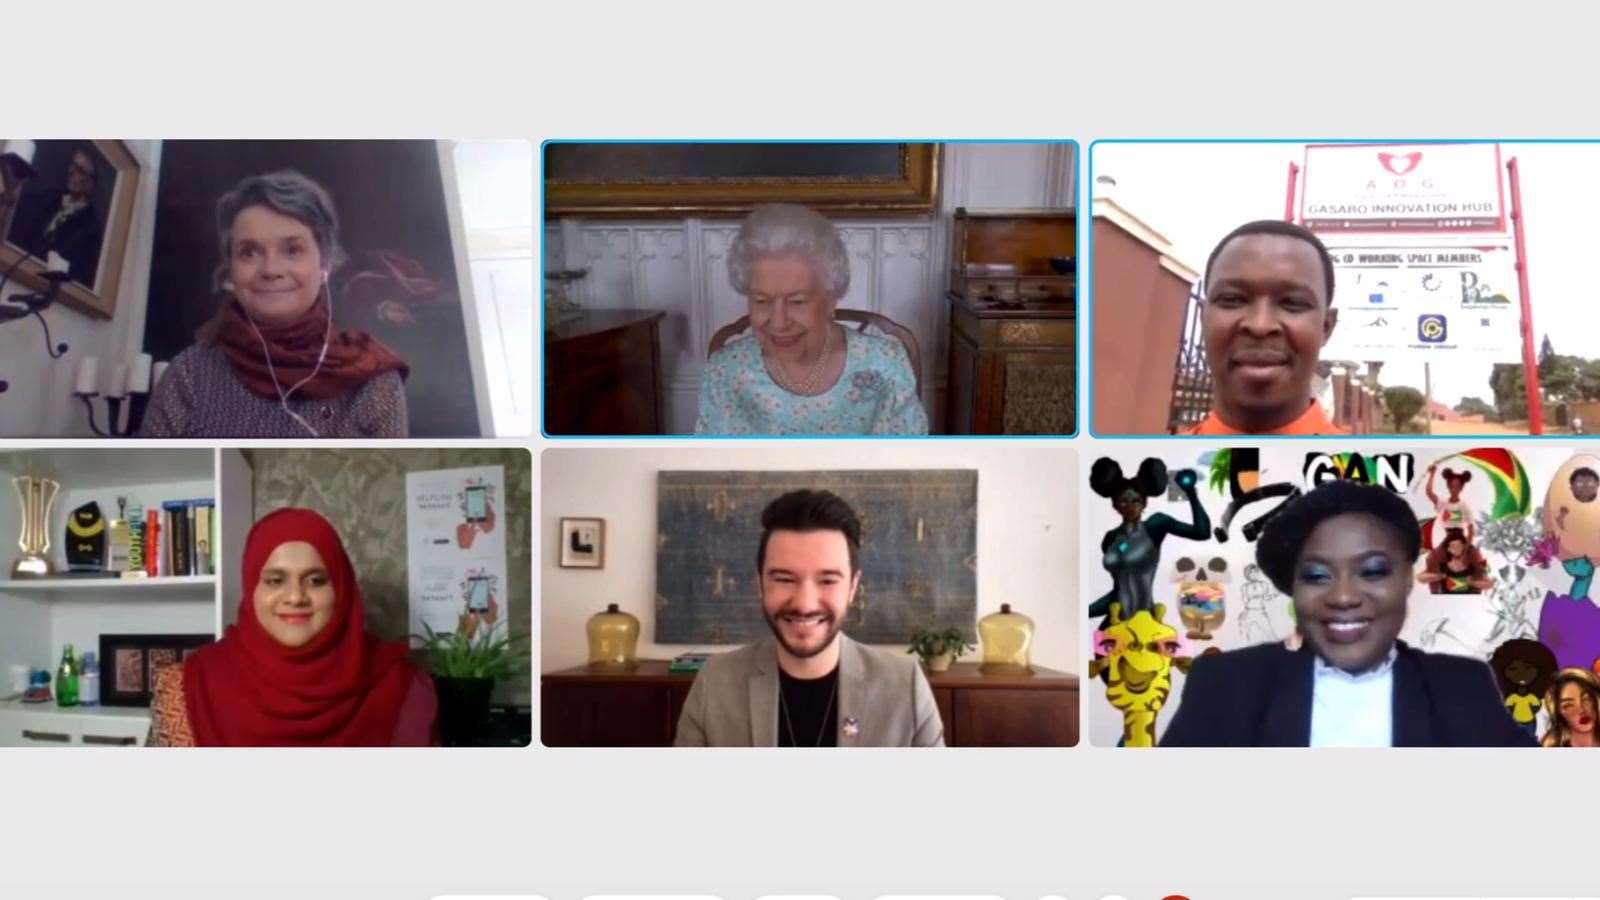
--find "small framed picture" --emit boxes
[559,517,605,569]
[98,633,213,707]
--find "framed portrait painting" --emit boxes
[543,142,940,217]
[0,139,141,319]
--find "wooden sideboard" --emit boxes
[945,294,1077,435]
[541,660,1078,747]
[544,309,667,435]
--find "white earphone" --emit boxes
[242,269,335,437]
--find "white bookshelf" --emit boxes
[0,449,220,747]
[0,575,216,594]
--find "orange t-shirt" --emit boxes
[1180,400,1348,436]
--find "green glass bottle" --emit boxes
[56,644,79,707]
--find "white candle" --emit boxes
[128,353,153,395]
[74,356,98,395]
[106,364,127,399]
[151,361,169,391]
[45,252,68,274]
[560,219,587,272]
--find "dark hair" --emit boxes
[1490,638,1557,697]
[1203,219,1336,306]
[1089,457,1168,502]
[1255,480,1421,595]
[1573,467,1599,485]
[1441,467,1472,484]
[755,489,862,574]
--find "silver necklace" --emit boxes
[778,674,838,747]
[764,323,835,395]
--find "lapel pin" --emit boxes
[843,716,860,738]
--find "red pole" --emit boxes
[1507,157,1544,434]
[1284,161,1300,222]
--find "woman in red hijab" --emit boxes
[147,507,436,746]
[138,170,410,438]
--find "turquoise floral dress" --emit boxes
[694,329,928,435]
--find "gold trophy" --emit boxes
[11,475,60,578]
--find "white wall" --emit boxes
[0,140,161,437]
[545,142,1076,433]
[450,139,535,437]
[540,444,1079,673]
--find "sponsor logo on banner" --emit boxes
[1323,244,1520,362]
[1417,313,1448,343]
[1300,143,1506,233]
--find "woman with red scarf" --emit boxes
[147,508,436,746]
[138,171,409,437]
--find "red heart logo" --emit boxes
[1377,151,1421,176]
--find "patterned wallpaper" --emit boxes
[245,448,532,705]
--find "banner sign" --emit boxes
[1300,143,1506,233]
[1323,244,1522,362]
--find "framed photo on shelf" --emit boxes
[558,517,605,569]
[98,633,214,707]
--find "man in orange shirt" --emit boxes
[1182,220,1346,435]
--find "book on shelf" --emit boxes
[159,499,216,578]
[669,653,712,673]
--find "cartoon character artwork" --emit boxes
[1089,602,1191,748]
[1207,448,1300,544]
[1533,454,1600,671]
[1422,463,1477,547]
[1418,527,1493,594]
[1490,638,1557,740]
[1173,555,1228,640]
[1088,458,1211,620]
[1542,667,1600,748]
[1237,562,1281,646]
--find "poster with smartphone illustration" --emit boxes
[405,465,507,639]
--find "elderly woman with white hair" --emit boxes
[139,170,410,438]
[694,204,927,435]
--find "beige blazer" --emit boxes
[673,635,944,747]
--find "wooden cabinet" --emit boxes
[943,208,1077,435]
[945,294,1077,434]
[544,310,667,435]
[541,661,1078,747]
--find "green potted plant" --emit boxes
[906,627,973,673]
[415,622,528,746]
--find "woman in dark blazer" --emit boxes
[1161,480,1533,748]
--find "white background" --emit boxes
[6,1,1600,899]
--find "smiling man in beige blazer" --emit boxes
[674,489,944,748]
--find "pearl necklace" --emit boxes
[765,323,835,395]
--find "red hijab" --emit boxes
[183,507,419,746]
[212,297,409,400]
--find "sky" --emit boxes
[1092,142,1592,409]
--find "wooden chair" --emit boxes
[707,309,923,396]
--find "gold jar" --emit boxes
[586,603,640,671]
[978,603,1033,673]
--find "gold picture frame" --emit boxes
[544,142,940,217]
[0,139,141,320]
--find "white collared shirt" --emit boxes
[44,195,87,237]
[1309,647,1398,748]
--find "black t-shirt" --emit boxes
[776,665,839,747]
